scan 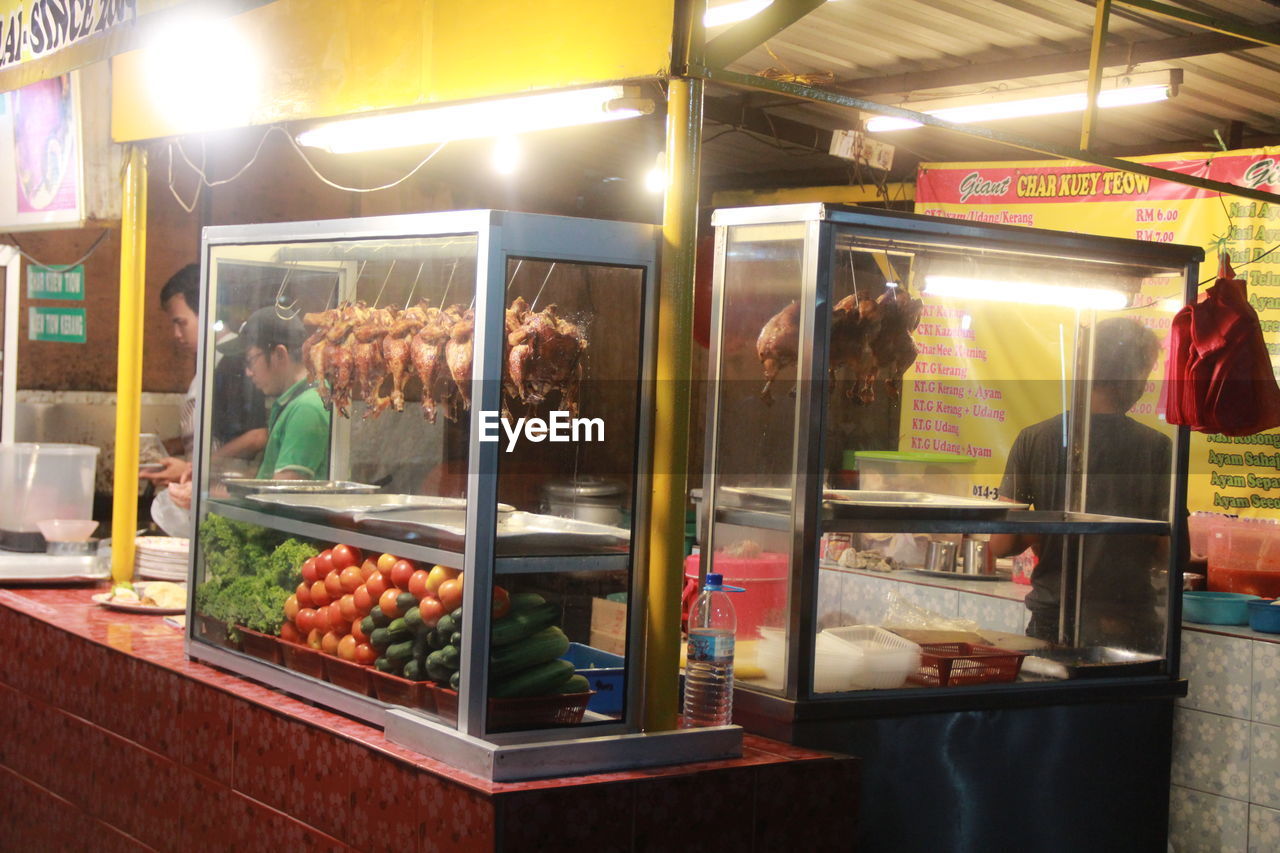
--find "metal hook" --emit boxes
[373,259,396,308]
[405,262,424,310]
[439,259,458,309]
[530,262,557,311]
[274,266,299,319]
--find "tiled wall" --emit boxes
[1170,629,1280,853]
[819,567,1030,634]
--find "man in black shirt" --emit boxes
[994,317,1170,653]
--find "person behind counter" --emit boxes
[141,264,269,488]
[219,306,331,481]
[992,317,1172,653]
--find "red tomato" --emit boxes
[321,631,341,656]
[337,633,358,661]
[390,559,416,591]
[328,602,348,635]
[324,570,345,599]
[301,557,319,585]
[350,617,369,645]
[407,569,431,600]
[339,566,364,594]
[491,586,511,620]
[283,594,300,622]
[338,593,358,623]
[333,544,361,571]
[379,588,403,618]
[365,570,389,600]
[359,557,378,581]
[295,608,318,634]
[418,596,445,628]
[315,550,335,578]
[354,642,377,665]
[310,580,332,608]
[353,584,374,616]
[425,565,458,596]
[437,578,463,612]
[307,628,324,650]
[280,621,301,644]
[296,582,313,609]
[313,604,332,635]
[377,553,398,573]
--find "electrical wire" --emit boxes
[4,229,111,269]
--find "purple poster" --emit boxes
[13,76,77,215]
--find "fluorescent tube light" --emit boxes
[492,136,520,175]
[705,0,774,27]
[297,86,651,154]
[867,72,1176,132]
[924,275,1128,311]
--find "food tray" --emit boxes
[713,486,1024,519]
[322,656,375,697]
[245,492,514,527]
[280,641,327,679]
[352,509,630,555]
[1021,646,1163,680]
[909,642,1026,687]
[368,669,435,711]
[823,625,923,689]
[432,686,593,731]
[237,627,284,665]
[224,478,379,498]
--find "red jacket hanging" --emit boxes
[1163,257,1280,436]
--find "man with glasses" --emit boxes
[220,306,331,480]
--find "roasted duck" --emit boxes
[756,301,799,403]
[383,304,427,414]
[445,308,476,411]
[505,301,587,416]
[352,307,394,417]
[409,304,462,422]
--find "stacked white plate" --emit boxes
[135,536,191,581]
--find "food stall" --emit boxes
[186,209,738,779]
[698,203,1202,849]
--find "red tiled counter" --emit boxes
[0,585,858,852]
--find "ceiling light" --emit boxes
[145,15,259,132]
[297,86,653,154]
[705,0,774,28]
[645,152,666,194]
[492,136,520,175]
[866,71,1179,132]
[924,275,1128,311]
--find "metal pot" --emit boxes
[539,477,627,527]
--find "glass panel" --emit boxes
[483,258,645,733]
[708,222,807,695]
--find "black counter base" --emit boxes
[737,695,1175,853]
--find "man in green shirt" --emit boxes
[219,307,330,480]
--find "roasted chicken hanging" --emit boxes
[755,286,922,404]
[301,296,590,421]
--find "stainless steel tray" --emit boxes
[714,486,1025,519]
[1021,647,1164,680]
[908,568,1007,582]
[351,509,630,555]
[224,479,379,497]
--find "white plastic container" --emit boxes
[757,627,865,693]
[823,625,923,689]
[0,443,99,534]
[853,451,976,498]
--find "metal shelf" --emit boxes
[714,507,1169,535]
[205,500,631,575]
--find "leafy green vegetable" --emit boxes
[265,538,318,589]
[195,514,317,636]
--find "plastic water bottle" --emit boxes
[683,572,737,727]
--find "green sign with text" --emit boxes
[27,265,84,300]
[29,307,86,343]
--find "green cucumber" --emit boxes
[450,632,462,648]
[558,674,590,694]
[369,608,392,629]
[424,628,446,650]
[490,626,569,677]
[360,614,378,636]
[491,602,559,647]
[436,613,459,638]
[396,591,418,613]
[440,645,460,670]
[412,635,431,660]
[449,670,461,691]
[509,592,546,612]
[402,659,424,681]
[387,618,412,643]
[370,627,391,650]
[426,657,453,683]
[489,659,575,699]
[403,606,424,631]
[386,640,415,663]
[374,656,395,672]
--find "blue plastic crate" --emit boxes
[562,642,624,714]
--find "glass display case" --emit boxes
[186,210,739,779]
[700,204,1202,720]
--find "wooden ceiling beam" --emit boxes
[837,25,1280,97]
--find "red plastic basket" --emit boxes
[368,670,436,713]
[909,643,1027,687]
[323,656,374,698]
[236,627,283,665]
[280,641,326,679]
[432,686,592,730]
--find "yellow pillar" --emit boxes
[644,73,703,731]
[111,145,148,584]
